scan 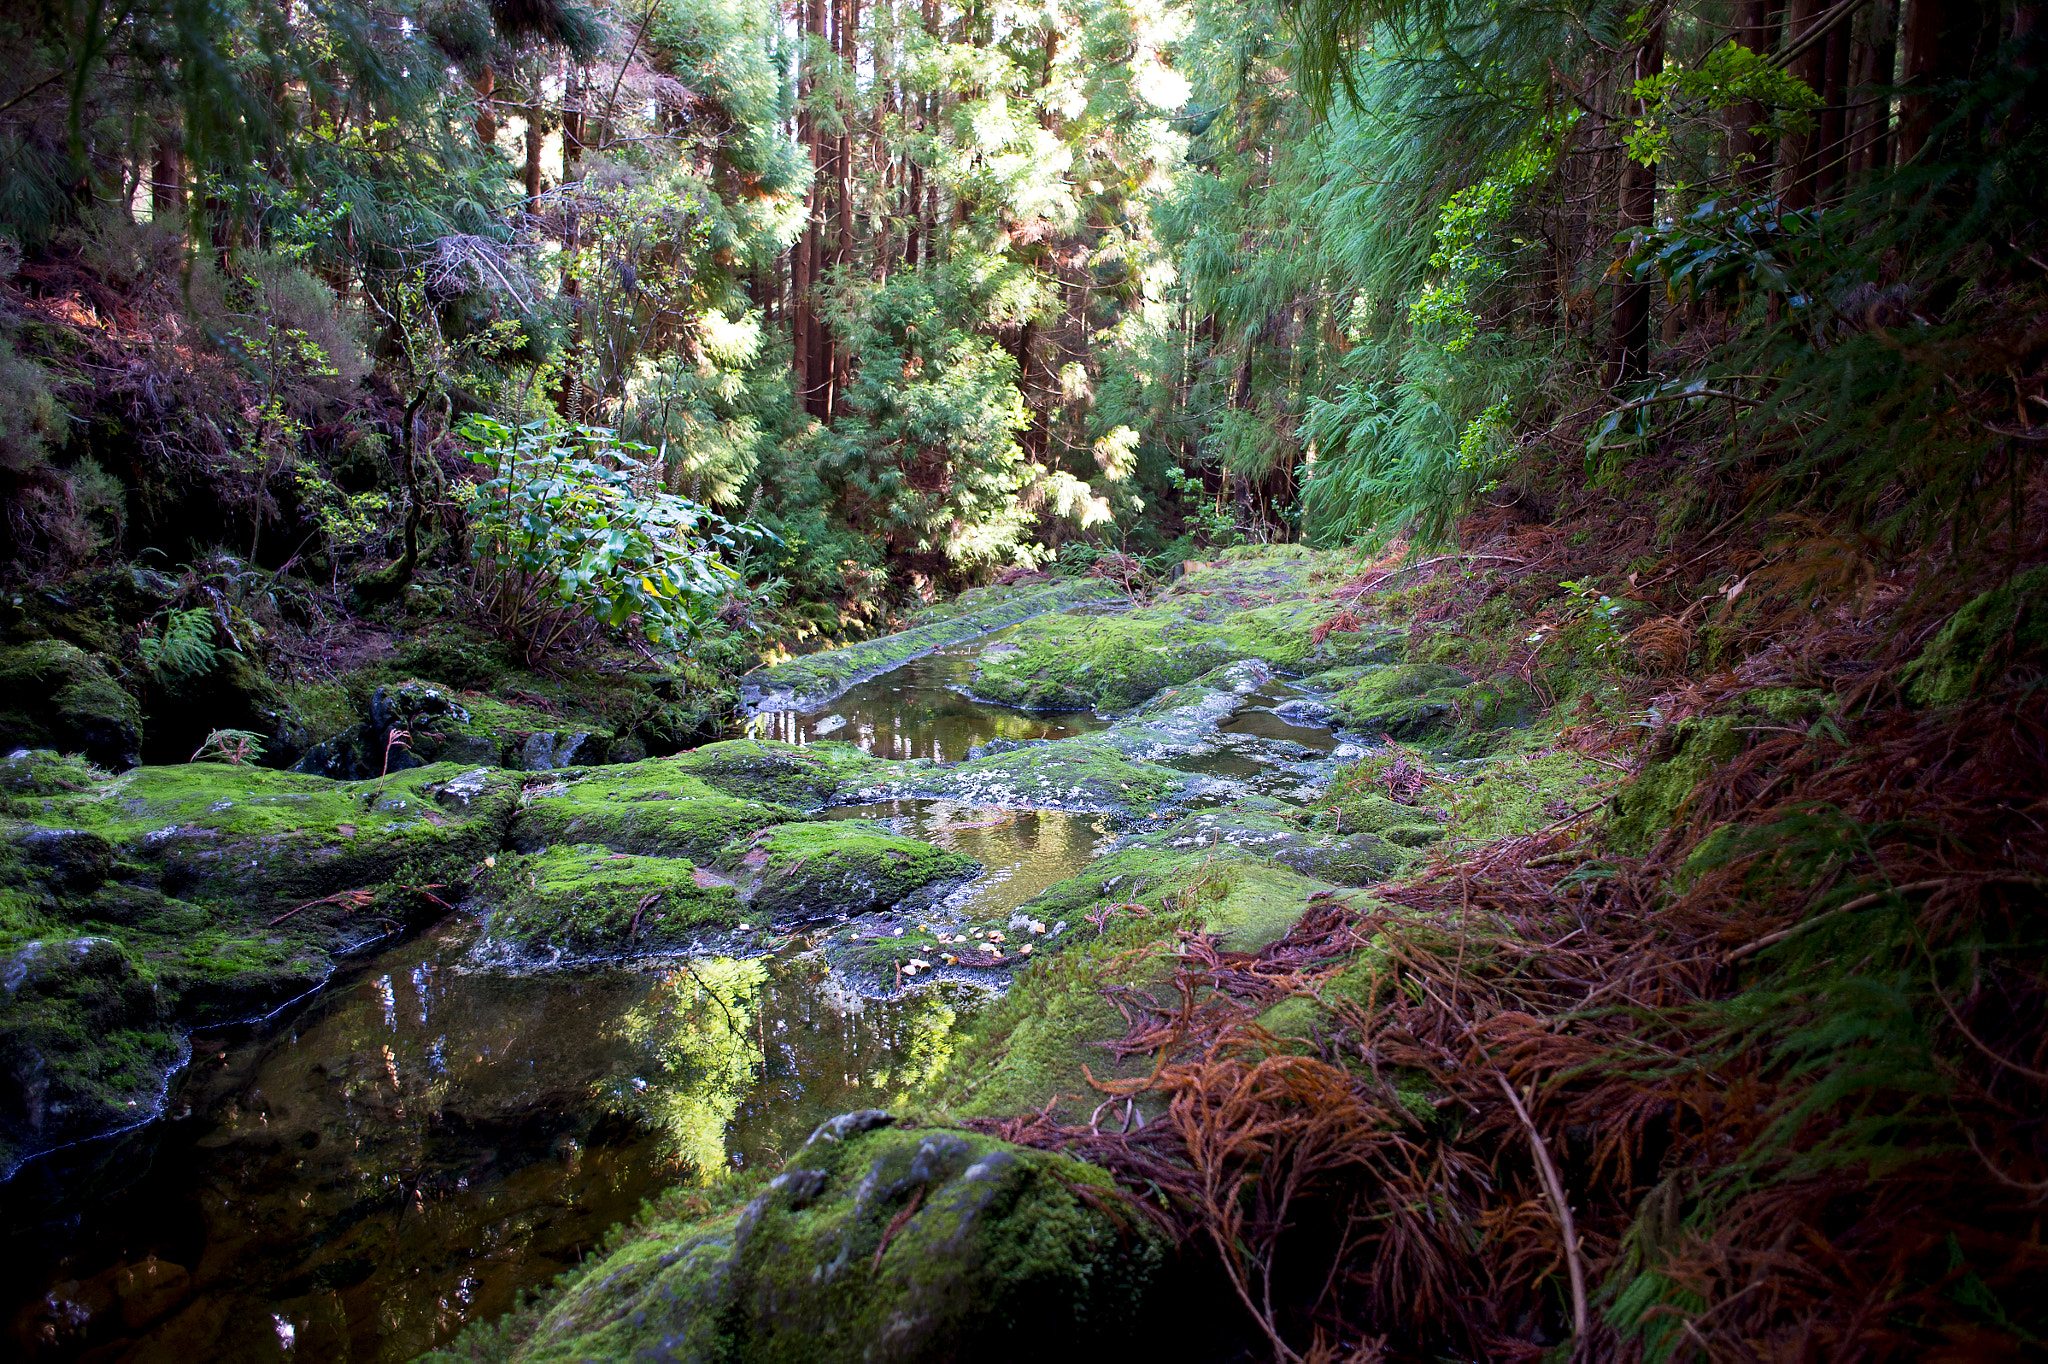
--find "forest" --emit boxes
[0,0,2041,1359]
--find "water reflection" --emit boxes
[826,800,1107,919]
[5,652,1123,1363]
[3,930,982,1363]
[752,646,1108,762]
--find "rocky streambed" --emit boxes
[2,548,1642,1361]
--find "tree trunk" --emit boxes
[150,127,182,224]
[1847,0,1898,181]
[1898,0,1991,164]
[472,65,497,145]
[1814,15,1852,202]
[555,60,586,421]
[1730,0,1780,189]
[1778,0,1826,209]
[1606,15,1664,390]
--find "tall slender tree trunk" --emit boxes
[1606,14,1664,390]
[555,60,586,421]
[831,0,858,420]
[1778,0,1826,209]
[1730,0,1780,189]
[1848,0,1898,181]
[471,66,497,145]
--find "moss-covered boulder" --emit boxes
[916,737,1195,818]
[0,640,143,769]
[0,758,525,1168]
[665,739,885,807]
[1607,716,1745,854]
[717,820,977,924]
[427,1114,1167,1364]
[1330,663,1475,738]
[294,679,616,779]
[0,934,180,1177]
[472,845,743,964]
[506,742,887,860]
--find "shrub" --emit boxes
[459,418,758,664]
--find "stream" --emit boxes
[2,637,1340,1362]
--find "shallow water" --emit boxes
[750,637,1109,761]
[2,920,992,1362]
[0,648,1130,1363]
[826,801,1108,920]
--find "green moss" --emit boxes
[511,760,800,860]
[1329,663,1474,737]
[0,640,143,769]
[666,739,888,807]
[928,836,1343,1119]
[0,934,181,1175]
[743,577,1125,711]
[480,845,742,958]
[1608,717,1743,855]
[718,820,976,923]
[428,1118,1166,1364]
[898,735,1191,818]
[1905,565,2048,707]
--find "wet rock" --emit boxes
[1272,696,1333,725]
[0,935,180,1176]
[0,641,143,770]
[717,820,978,925]
[423,1120,1167,1364]
[516,728,601,770]
[294,680,619,779]
[469,844,744,964]
[741,577,1125,713]
[13,827,114,891]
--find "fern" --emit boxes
[137,607,222,683]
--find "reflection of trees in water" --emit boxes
[756,647,1104,762]
[615,958,769,1176]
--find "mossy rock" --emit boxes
[294,679,612,779]
[935,839,1343,1120]
[430,1114,1167,1364]
[889,735,1193,819]
[741,577,1126,712]
[0,749,102,801]
[0,760,523,1017]
[0,641,143,769]
[1905,565,2048,707]
[1329,663,1475,739]
[668,739,886,807]
[1106,810,1411,890]
[0,934,181,1176]
[475,845,742,962]
[717,821,977,924]
[511,761,801,861]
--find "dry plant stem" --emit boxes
[1497,1073,1589,1352]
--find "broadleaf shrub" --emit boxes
[459,418,758,664]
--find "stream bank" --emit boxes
[4,547,1627,1361]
